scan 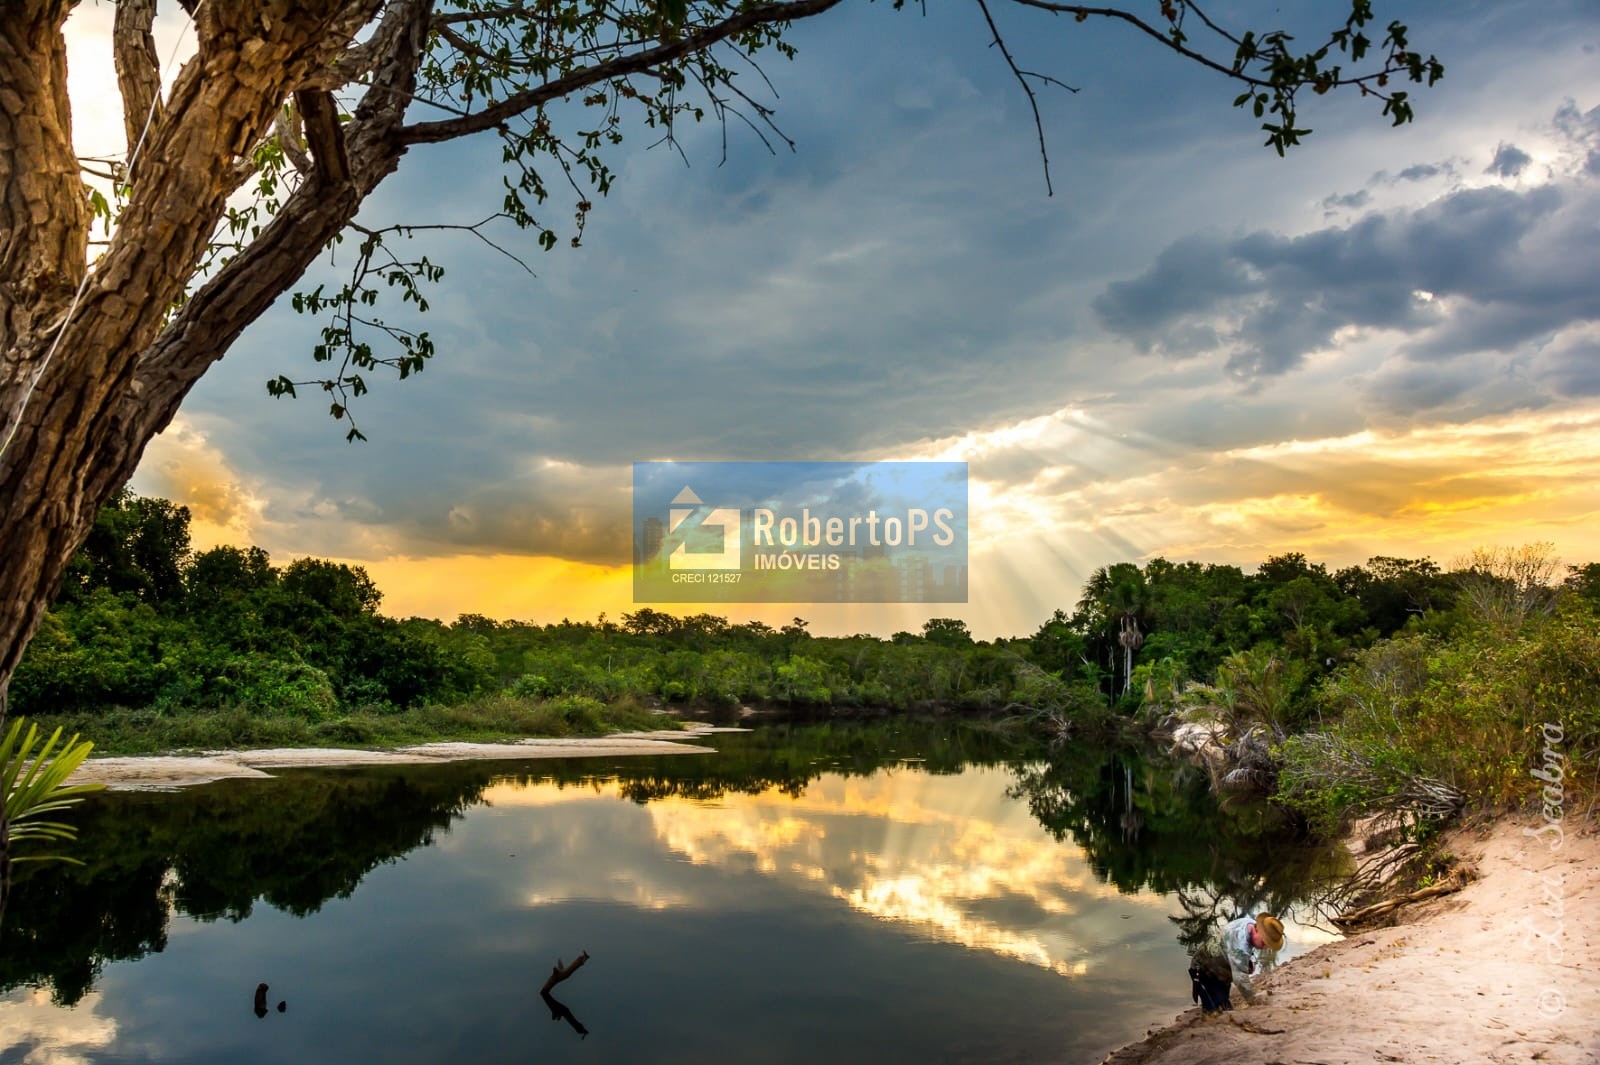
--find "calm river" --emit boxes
[0,720,1344,1063]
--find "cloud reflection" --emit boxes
[0,989,119,1065]
[486,766,1172,979]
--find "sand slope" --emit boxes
[1101,815,1599,1065]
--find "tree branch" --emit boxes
[112,0,162,162]
[540,951,590,995]
[976,0,1057,195]
[295,88,353,186]
[432,3,532,27]
[398,0,845,144]
[309,0,422,90]
[108,0,434,468]
[1010,0,1265,85]
[276,101,315,176]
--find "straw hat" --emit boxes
[1256,913,1286,950]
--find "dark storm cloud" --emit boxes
[1360,356,1541,419]
[1090,235,1256,353]
[1321,189,1372,212]
[1486,142,1534,178]
[1536,330,1600,399]
[1553,100,1600,177]
[1094,171,1598,381]
[1396,162,1444,181]
[1370,160,1459,185]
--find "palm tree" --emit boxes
[1080,563,1147,697]
[1117,611,1145,697]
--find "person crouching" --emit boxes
[1189,911,1285,1011]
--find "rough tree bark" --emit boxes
[0,0,388,688]
[0,0,399,929]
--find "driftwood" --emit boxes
[1331,875,1465,929]
[540,951,591,995]
[541,989,589,1038]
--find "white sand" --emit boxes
[68,725,740,790]
[1101,815,1600,1065]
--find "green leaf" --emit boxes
[3,719,104,864]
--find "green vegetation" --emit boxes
[1276,550,1600,833]
[2,720,103,861]
[28,694,673,757]
[0,719,104,920]
[11,490,1051,752]
[13,490,1597,835]
[1138,545,1600,833]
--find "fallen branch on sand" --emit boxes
[540,951,591,995]
[1331,874,1466,930]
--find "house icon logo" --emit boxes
[668,487,741,570]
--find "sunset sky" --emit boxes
[65,0,1600,638]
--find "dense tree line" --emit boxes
[8,491,1482,722]
[14,490,1598,825]
[13,490,1040,721]
[1033,552,1463,707]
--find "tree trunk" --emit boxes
[0,0,412,931]
[0,0,416,679]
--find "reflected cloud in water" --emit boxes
[0,989,118,1065]
[481,766,1174,979]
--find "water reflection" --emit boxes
[618,768,1158,977]
[0,987,118,1062]
[0,721,1347,1064]
[1008,746,1344,957]
[540,988,589,1038]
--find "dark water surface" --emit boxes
[0,721,1345,1064]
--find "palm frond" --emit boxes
[2,718,104,863]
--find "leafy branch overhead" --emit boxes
[188,0,1441,440]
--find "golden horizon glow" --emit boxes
[132,400,1600,638]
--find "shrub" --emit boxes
[1007,662,1111,735]
[774,655,839,705]
[1276,602,1600,831]
[311,717,379,745]
[220,654,339,721]
[509,673,555,699]
[545,695,606,732]
[338,676,398,712]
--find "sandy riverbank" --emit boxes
[67,725,737,790]
[1099,814,1599,1065]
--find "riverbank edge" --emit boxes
[66,724,743,790]
[1094,810,1599,1065]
